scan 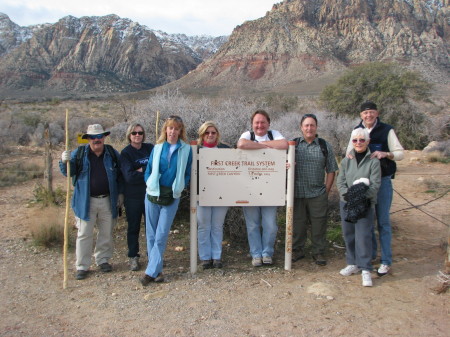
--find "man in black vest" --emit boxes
[346,101,404,276]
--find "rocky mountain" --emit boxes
[168,0,449,95]
[0,13,227,98]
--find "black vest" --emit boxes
[355,118,396,178]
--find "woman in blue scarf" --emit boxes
[140,116,192,286]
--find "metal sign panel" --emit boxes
[198,148,287,206]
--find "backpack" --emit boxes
[72,144,119,186]
[293,136,328,159]
[250,130,274,141]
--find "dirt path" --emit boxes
[0,150,448,337]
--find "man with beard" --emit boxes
[60,124,124,280]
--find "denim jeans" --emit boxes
[373,175,393,265]
[242,206,278,258]
[75,196,115,271]
[144,197,180,278]
[197,204,228,261]
[124,197,145,258]
[340,201,374,271]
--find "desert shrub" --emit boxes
[326,189,344,246]
[223,207,247,244]
[109,122,129,144]
[0,161,43,187]
[426,151,450,164]
[134,91,258,146]
[263,93,299,112]
[31,222,64,248]
[32,183,67,206]
[320,62,432,149]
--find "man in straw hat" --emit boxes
[60,124,124,280]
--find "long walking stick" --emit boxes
[63,109,70,289]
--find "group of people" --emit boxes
[60,100,404,288]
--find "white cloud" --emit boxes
[1,0,277,35]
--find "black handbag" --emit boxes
[147,185,174,206]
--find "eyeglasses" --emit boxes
[167,115,183,122]
[205,131,217,135]
[352,138,366,143]
[131,131,144,136]
[88,134,104,140]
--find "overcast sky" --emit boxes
[1,0,277,36]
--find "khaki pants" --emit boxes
[75,197,115,271]
[293,193,328,255]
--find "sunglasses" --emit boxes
[131,131,144,136]
[88,134,104,140]
[167,115,183,122]
[352,138,366,143]
[205,131,217,135]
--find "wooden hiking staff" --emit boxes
[63,109,70,289]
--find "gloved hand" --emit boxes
[117,194,124,208]
[61,150,71,163]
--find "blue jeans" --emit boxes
[197,204,228,261]
[340,202,374,271]
[125,197,145,258]
[144,197,180,278]
[242,206,278,258]
[373,175,393,265]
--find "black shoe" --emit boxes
[140,274,155,286]
[292,250,305,262]
[76,270,88,280]
[99,262,112,272]
[313,254,327,266]
[202,260,213,270]
[213,259,223,269]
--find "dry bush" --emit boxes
[0,159,44,187]
[426,151,450,164]
[134,91,258,146]
[29,206,65,248]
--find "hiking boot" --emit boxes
[140,274,155,286]
[213,259,223,269]
[155,273,164,283]
[202,260,213,270]
[312,254,327,266]
[76,270,88,280]
[129,257,140,271]
[362,270,373,287]
[99,262,112,273]
[252,257,263,267]
[292,250,305,262]
[377,264,390,276]
[340,265,360,276]
[262,256,273,265]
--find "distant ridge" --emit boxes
[0,13,227,99]
[165,0,449,96]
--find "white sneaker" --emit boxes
[252,257,262,267]
[377,264,390,276]
[340,265,360,276]
[262,256,273,265]
[362,270,373,287]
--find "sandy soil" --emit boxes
[0,150,448,337]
